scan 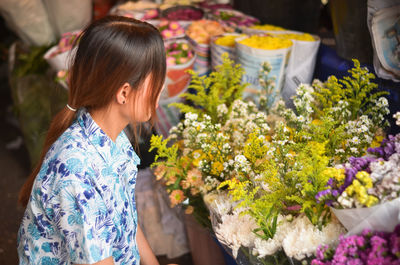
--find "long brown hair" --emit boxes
[19,16,166,207]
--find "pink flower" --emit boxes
[169,21,181,31]
[176,28,185,36]
[166,57,176,66]
[57,70,67,79]
[162,29,174,39]
[181,43,189,51]
[159,20,169,27]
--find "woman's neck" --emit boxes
[90,106,128,142]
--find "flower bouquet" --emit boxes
[316,120,400,235]
[185,19,232,74]
[312,225,400,265]
[43,31,81,71]
[150,54,248,227]
[235,35,293,103]
[210,33,245,69]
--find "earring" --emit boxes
[122,100,126,104]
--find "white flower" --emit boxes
[217,104,228,116]
[335,149,345,154]
[394,112,400,126]
[337,192,354,208]
[215,213,258,258]
[297,116,305,122]
[282,215,345,260]
[350,147,358,154]
[351,136,360,145]
[234,155,247,164]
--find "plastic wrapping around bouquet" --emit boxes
[43,46,76,72]
[187,36,211,76]
[235,36,292,105]
[281,34,321,107]
[331,197,400,236]
[210,33,242,70]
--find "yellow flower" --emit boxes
[250,24,285,31]
[273,33,315,42]
[311,119,323,126]
[371,135,384,148]
[192,149,205,167]
[169,190,185,207]
[215,34,244,47]
[356,171,373,189]
[323,168,345,183]
[239,35,292,50]
[211,161,224,176]
[365,196,379,207]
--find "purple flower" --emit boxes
[316,189,332,203]
[327,178,334,186]
[389,233,400,258]
[368,134,399,160]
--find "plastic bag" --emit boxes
[367,0,400,81]
[235,36,292,105]
[43,0,92,38]
[331,197,400,235]
[0,0,55,46]
[210,33,242,69]
[282,34,320,106]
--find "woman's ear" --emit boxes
[116,82,132,105]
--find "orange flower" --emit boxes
[185,205,194,214]
[154,165,166,180]
[180,180,190,189]
[169,190,185,207]
[190,187,200,196]
[187,168,203,187]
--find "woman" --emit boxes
[17,16,166,265]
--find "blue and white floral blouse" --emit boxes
[18,108,141,265]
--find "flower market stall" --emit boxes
[2,0,400,265]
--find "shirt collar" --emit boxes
[77,108,141,165]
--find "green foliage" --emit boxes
[171,53,247,123]
[14,45,52,77]
[312,59,388,121]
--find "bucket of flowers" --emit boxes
[316,112,400,236]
